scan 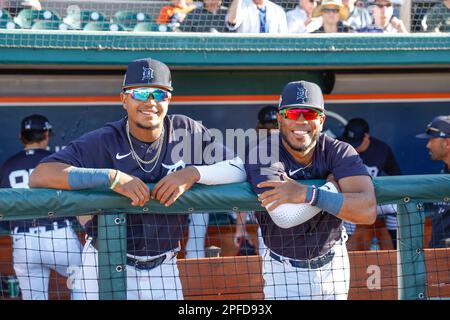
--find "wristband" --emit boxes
[305,185,317,205]
[68,168,110,190]
[315,189,344,216]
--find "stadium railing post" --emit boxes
[397,200,427,300]
[97,212,127,300]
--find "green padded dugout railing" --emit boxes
[0,174,448,300]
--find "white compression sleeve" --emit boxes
[265,181,339,229]
[193,157,246,185]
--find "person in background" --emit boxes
[157,0,198,32]
[312,0,354,33]
[342,0,372,30]
[422,0,450,33]
[340,118,401,249]
[416,115,450,248]
[0,114,82,300]
[226,0,288,33]
[181,0,228,32]
[368,0,408,33]
[286,0,322,33]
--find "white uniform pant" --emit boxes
[185,213,209,259]
[12,225,83,300]
[262,233,350,300]
[72,238,183,300]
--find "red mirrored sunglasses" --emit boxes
[279,108,323,121]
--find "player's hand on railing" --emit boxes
[110,170,150,207]
[151,166,200,207]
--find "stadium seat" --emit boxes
[0,20,19,29]
[13,9,61,29]
[0,9,12,21]
[133,22,159,32]
[0,9,15,29]
[63,10,107,30]
[31,20,63,30]
[112,10,153,31]
[83,22,124,32]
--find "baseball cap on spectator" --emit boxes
[278,81,325,112]
[341,118,369,148]
[21,114,52,132]
[258,105,278,125]
[416,115,450,139]
[122,58,173,92]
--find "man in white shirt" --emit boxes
[287,0,322,33]
[226,0,288,33]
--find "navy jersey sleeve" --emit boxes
[41,130,108,168]
[328,140,370,181]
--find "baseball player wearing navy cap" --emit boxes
[29,58,246,300]
[245,81,376,299]
[0,115,82,300]
[416,115,450,248]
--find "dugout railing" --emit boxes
[0,174,449,300]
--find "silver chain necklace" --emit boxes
[125,120,164,173]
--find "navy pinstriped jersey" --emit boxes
[245,133,370,260]
[41,115,232,257]
[0,148,67,230]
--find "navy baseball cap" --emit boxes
[258,105,278,124]
[340,118,369,148]
[122,58,173,92]
[21,114,52,132]
[278,81,325,112]
[416,115,450,139]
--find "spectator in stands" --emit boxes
[416,115,450,248]
[422,0,450,32]
[157,0,198,32]
[369,0,408,33]
[226,0,288,33]
[312,0,354,33]
[1,0,41,17]
[286,0,322,33]
[181,0,228,32]
[342,0,372,30]
[340,118,401,249]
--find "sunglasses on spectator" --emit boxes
[124,88,170,102]
[322,8,340,13]
[279,108,323,121]
[376,3,392,8]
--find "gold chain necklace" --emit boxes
[125,120,164,173]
